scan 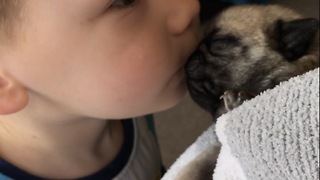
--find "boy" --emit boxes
[0,0,201,179]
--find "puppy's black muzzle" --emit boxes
[185,49,206,79]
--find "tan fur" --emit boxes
[203,5,303,36]
[208,5,318,75]
[204,5,319,88]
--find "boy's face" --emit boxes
[3,0,201,119]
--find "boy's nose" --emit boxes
[166,0,200,36]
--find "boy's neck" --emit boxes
[0,114,124,179]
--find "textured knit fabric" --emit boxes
[162,68,319,180]
[214,68,319,180]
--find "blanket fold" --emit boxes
[162,68,319,180]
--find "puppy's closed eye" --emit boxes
[204,34,241,57]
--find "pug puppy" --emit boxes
[178,4,319,179]
[186,4,319,120]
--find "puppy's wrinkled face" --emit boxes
[186,5,319,118]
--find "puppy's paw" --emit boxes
[220,90,252,111]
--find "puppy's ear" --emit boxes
[272,18,319,61]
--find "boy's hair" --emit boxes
[0,0,23,43]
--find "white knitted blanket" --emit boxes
[162,68,319,180]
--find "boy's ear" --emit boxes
[0,72,29,114]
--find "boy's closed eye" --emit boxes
[109,0,136,9]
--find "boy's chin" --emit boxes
[154,86,187,113]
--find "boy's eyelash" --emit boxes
[110,0,136,9]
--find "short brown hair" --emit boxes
[0,0,23,43]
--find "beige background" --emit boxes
[154,0,319,168]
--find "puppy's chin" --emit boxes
[186,76,220,115]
